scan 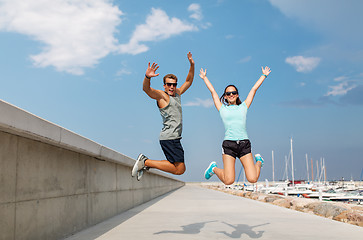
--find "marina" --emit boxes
[233,180,363,204]
[233,137,363,204]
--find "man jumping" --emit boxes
[131,52,195,180]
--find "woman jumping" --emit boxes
[199,66,271,184]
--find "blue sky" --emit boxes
[1,0,363,182]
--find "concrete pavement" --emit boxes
[65,184,363,240]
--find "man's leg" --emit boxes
[145,160,185,175]
[152,139,185,175]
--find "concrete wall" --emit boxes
[0,100,184,240]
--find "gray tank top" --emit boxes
[159,93,182,140]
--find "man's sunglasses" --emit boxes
[225,91,238,96]
[166,83,177,87]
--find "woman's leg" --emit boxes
[239,153,261,183]
[213,154,236,185]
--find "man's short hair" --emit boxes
[163,74,178,84]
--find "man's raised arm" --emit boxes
[143,62,163,100]
[178,52,195,95]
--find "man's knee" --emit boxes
[174,163,185,175]
[175,169,185,175]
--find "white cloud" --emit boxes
[0,0,123,75]
[188,3,203,21]
[116,61,131,76]
[116,68,131,76]
[333,76,348,82]
[200,22,212,29]
[325,81,356,97]
[239,56,251,63]
[188,4,211,29]
[325,74,363,97]
[285,56,320,73]
[119,8,198,55]
[0,2,202,75]
[183,98,214,108]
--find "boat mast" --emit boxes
[306,153,309,182]
[272,150,275,183]
[285,155,289,182]
[316,160,320,183]
[319,157,325,183]
[290,137,295,186]
[311,158,314,183]
[323,158,327,183]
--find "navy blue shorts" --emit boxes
[222,140,251,159]
[160,139,185,163]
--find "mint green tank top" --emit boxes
[219,101,248,140]
[159,93,182,140]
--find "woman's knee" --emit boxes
[247,176,258,183]
[223,176,235,185]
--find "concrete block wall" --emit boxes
[0,100,184,240]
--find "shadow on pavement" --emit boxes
[154,220,218,235]
[154,220,269,238]
[217,221,270,239]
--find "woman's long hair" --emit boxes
[220,84,242,105]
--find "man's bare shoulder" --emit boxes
[156,92,169,108]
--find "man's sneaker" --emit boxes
[136,169,144,181]
[255,154,264,167]
[136,167,150,181]
[132,154,148,177]
[204,161,217,180]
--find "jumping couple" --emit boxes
[131,52,271,185]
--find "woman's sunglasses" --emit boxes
[225,91,238,96]
[166,82,177,87]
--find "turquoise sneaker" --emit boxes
[204,162,217,180]
[255,154,264,167]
